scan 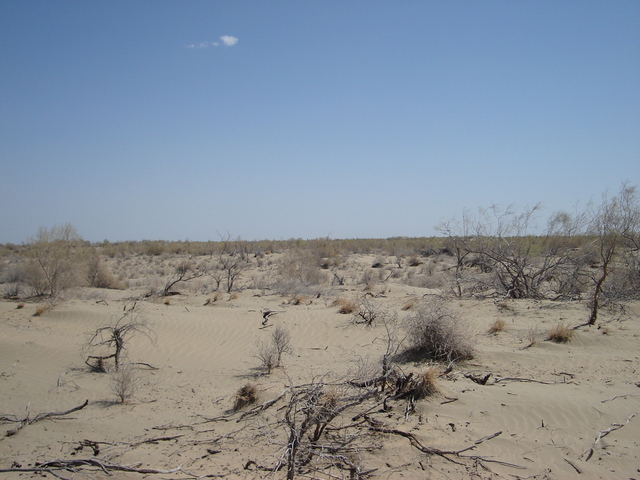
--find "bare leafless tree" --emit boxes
[587,183,640,325]
[162,260,206,296]
[439,204,586,299]
[213,234,250,293]
[85,304,156,372]
[436,210,472,297]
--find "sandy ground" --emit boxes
[1,273,639,479]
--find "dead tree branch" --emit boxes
[582,411,639,461]
[1,400,88,437]
[0,458,196,477]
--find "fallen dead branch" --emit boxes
[0,458,196,478]
[1,399,89,437]
[190,373,526,478]
[582,411,639,461]
[600,393,637,403]
[364,416,524,470]
[129,435,184,447]
[564,458,582,474]
[493,376,570,385]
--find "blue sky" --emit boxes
[1,1,639,243]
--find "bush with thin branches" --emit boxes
[255,325,293,374]
[110,361,140,403]
[404,295,474,362]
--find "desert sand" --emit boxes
[1,252,639,480]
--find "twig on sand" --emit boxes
[1,400,89,437]
[600,393,637,403]
[364,416,523,470]
[493,377,569,385]
[0,458,198,477]
[564,458,582,474]
[582,412,639,461]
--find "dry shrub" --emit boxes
[271,325,293,366]
[333,297,358,314]
[547,322,573,343]
[16,302,25,309]
[521,325,539,348]
[488,318,506,334]
[275,249,329,294]
[110,362,140,403]
[232,382,258,411]
[228,292,239,300]
[353,294,391,326]
[88,257,125,289]
[404,296,474,362]
[255,342,277,374]
[163,298,171,305]
[255,325,293,374]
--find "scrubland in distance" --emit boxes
[0,183,637,332]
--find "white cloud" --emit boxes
[187,42,211,49]
[220,35,238,47]
[186,36,238,49]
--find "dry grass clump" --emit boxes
[495,299,515,313]
[33,303,53,317]
[320,386,341,410]
[547,322,573,343]
[404,296,474,362]
[401,297,418,311]
[204,292,222,305]
[16,302,25,309]
[232,382,258,411]
[412,367,440,398]
[488,318,506,334]
[291,294,307,305]
[333,297,358,314]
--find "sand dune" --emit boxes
[1,279,639,479]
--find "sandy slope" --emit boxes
[0,284,638,479]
